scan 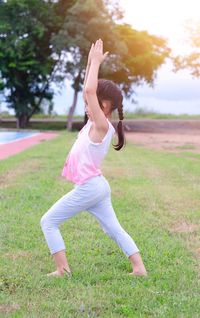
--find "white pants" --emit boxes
[40,175,139,257]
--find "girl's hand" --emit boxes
[89,39,109,65]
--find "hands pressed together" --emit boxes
[83,38,109,104]
[87,39,109,65]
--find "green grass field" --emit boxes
[0,131,200,317]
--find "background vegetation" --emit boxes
[0,0,170,129]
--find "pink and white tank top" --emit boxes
[61,118,116,185]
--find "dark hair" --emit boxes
[96,79,126,151]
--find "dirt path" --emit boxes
[125,131,200,154]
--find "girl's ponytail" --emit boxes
[113,102,126,151]
[96,78,126,151]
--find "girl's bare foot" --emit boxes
[128,266,148,276]
[47,270,63,277]
[128,252,147,277]
[47,268,71,277]
[129,270,148,276]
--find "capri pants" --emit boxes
[40,175,139,257]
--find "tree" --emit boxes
[102,23,171,97]
[53,0,170,130]
[173,21,200,77]
[0,0,75,128]
[0,0,171,129]
[52,0,124,130]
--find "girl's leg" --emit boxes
[48,250,71,277]
[40,176,112,276]
[87,195,147,276]
[40,188,85,276]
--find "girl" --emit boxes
[40,39,147,277]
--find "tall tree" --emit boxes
[0,0,171,129]
[52,0,123,130]
[53,0,170,130]
[0,0,75,128]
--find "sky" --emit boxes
[1,0,200,115]
[119,0,200,54]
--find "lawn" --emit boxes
[0,130,200,317]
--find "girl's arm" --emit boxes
[83,60,90,89]
[84,39,109,129]
[84,60,99,95]
[83,62,90,104]
[83,42,94,103]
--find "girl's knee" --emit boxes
[40,213,49,229]
[40,210,61,230]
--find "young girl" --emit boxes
[40,39,147,277]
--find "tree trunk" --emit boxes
[66,70,82,131]
[67,89,79,131]
[17,114,29,129]
[16,118,20,130]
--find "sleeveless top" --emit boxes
[61,118,115,185]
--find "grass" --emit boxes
[1,109,200,120]
[175,144,196,150]
[0,130,200,317]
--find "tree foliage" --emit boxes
[53,0,170,129]
[0,0,75,127]
[51,0,125,129]
[173,21,200,77]
[0,0,171,129]
[102,23,170,97]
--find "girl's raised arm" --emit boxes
[84,39,109,129]
[82,43,94,104]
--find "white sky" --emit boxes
[119,0,200,53]
[114,0,200,115]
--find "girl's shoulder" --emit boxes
[91,117,115,132]
[106,118,115,135]
[78,118,115,140]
